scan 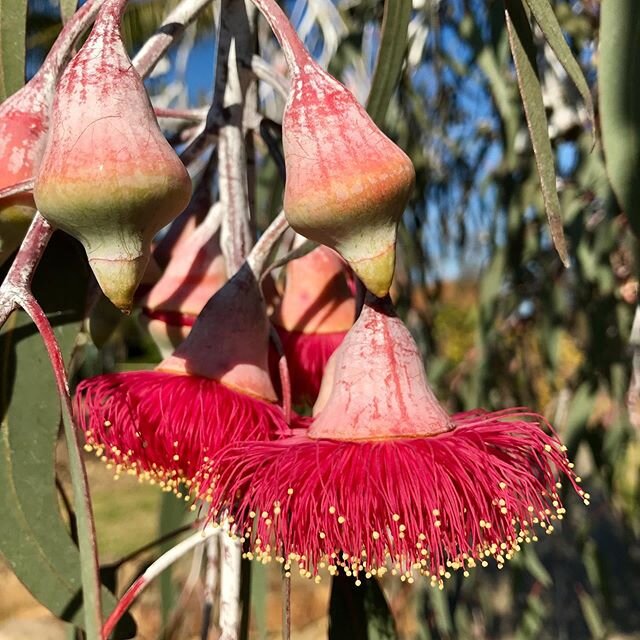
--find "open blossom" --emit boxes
[198,295,586,585]
[76,264,292,493]
[270,244,355,405]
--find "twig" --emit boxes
[112,522,200,568]
[155,106,208,122]
[251,54,289,99]
[219,527,243,640]
[217,0,256,275]
[282,570,291,640]
[0,178,36,203]
[163,534,209,639]
[102,526,219,639]
[200,534,219,640]
[132,0,214,78]
[246,210,289,276]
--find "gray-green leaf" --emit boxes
[0,238,135,638]
[366,0,412,127]
[599,0,640,238]
[505,0,569,266]
[523,0,594,125]
[0,0,27,100]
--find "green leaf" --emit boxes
[0,0,27,100]
[505,0,569,267]
[0,237,135,638]
[59,0,78,24]
[523,0,594,125]
[366,0,412,127]
[328,573,397,639]
[599,0,640,238]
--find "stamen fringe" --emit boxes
[75,371,292,493]
[197,409,586,585]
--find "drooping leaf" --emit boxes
[599,0,640,238]
[0,236,135,638]
[0,0,27,100]
[366,0,412,127]
[328,573,397,640]
[523,0,594,125]
[505,0,569,266]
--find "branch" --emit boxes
[132,0,214,78]
[102,526,219,639]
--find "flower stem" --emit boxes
[102,526,218,639]
[282,570,291,640]
[250,0,310,75]
[219,529,243,640]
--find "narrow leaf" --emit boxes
[599,0,640,238]
[523,0,594,124]
[366,0,412,127]
[505,0,569,266]
[0,237,135,638]
[0,0,27,100]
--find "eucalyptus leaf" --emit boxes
[0,236,134,638]
[523,0,594,125]
[599,0,640,238]
[0,0,27,100]
[366,0,412,127]
[505,0,569,266]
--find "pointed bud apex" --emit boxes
[161,264,277,402]
[34,0,192,311]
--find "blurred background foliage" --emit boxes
[3,0,640,638]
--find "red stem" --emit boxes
[282,571,291,640]
[250,0,312,75]
[0,214,53,328]
[19,291,104,637]
[102,578,145,639]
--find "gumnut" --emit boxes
[251,0,415,297]
[0,0,102,263]
[34,0,192,311]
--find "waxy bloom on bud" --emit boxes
[75,264,291,494]
[0,0,101,264]
[34,0,192,312]
[199,295,585,584]
[252,0,415,297]
[271,245,355,405]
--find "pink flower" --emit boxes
[199,296,586,584]
[76,265,291,492]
